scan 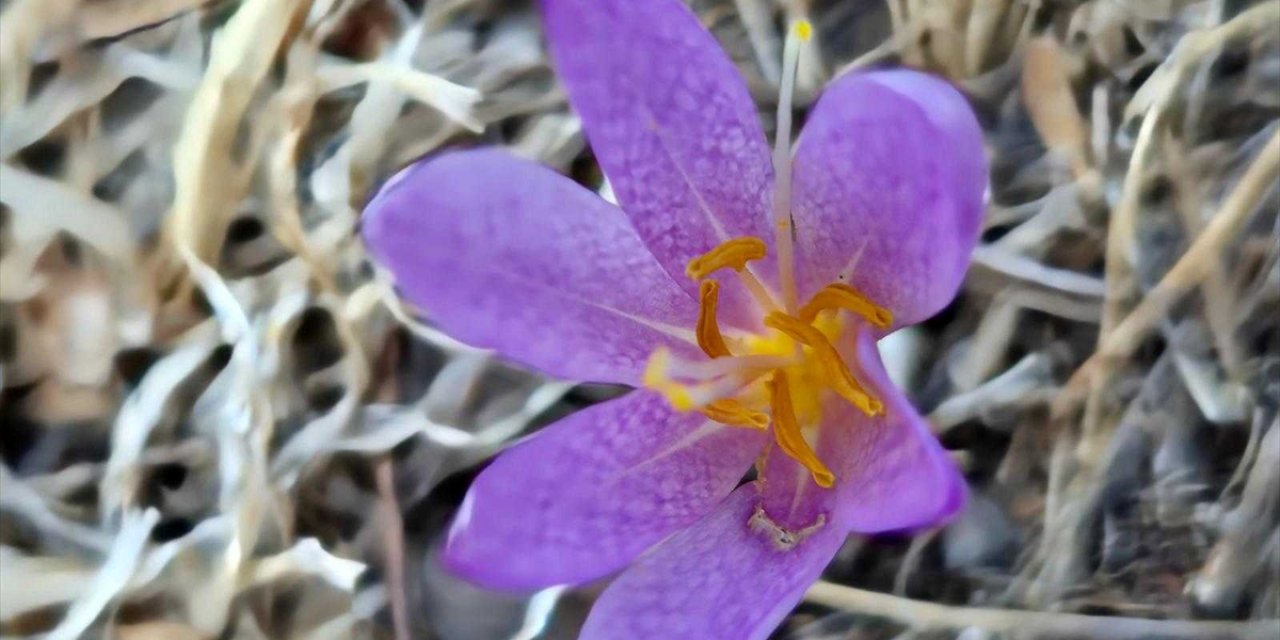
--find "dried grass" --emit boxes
[0,0,1276,638]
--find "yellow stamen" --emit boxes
[763,312,884,416]
[685,237,768,280]
[702,399,769,430]
[686,236,780,311]
[767,371,834,488]
[695,280,732,358]
[799,283,894,328]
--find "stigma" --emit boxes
[643,236,891,489]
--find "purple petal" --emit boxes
[540,0,776,327]
[442,390,765,591]
[751,326,964,535]
[791,69,987,326]
[754,430,841,534]
[362,148,701,385]
[580,485,847,640]
[823,328,967,532]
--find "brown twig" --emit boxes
[1058,128,1280,429]
[806,581,1280,640]
[374,457,411,640]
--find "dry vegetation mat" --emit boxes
[0,0,1277,638]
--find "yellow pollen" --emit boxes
[695,280,732,358]
[685,237,768,280]
[767,371,834,488]
[763,312,884,417]
[798,283,894,328]
[793,19,813,42]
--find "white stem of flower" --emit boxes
[654,345,795,382]
[771,19,811,313]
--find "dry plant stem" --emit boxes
[834,25,920,76]
[884,0,906,34]
[170,0,311,263]
[734,0,782,84]
[1164,133,1245,376]
[375,457,411,640]
[1086,2,1280,445]
[805,581,1280,640]
[1085,58,1169,457]
[0,0,76,111]
[970,245,1107,299]
[1,0,1274,636]
[1023,7,1280,602]
[1063,128,1280,424]
[963,0,1011,76]
[932,350,1059,432]
[269,40,340,294]
[1192,417,1280,612]
[950,295,1021,392]
[1031,127,1279,602]
[1022,36,1090,179]
[891,530,937,596]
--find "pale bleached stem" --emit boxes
[771,20,810,313]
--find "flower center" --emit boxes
[644,20,890,490]
[643,237,892,489]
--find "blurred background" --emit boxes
[0,0,1277,638]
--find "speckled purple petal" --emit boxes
[442,390,765,591]
[580,485,848,640]
[362,148,701,385]
[791,69,987,327]
[750,325,964,535]
[540,0,776,328]
[822,327,966,532]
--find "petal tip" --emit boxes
[438,511,541,593]
[438,486,549,593]
[932,461,970,526]
[438,492,493,586]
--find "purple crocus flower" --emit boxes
[362,0,986,637]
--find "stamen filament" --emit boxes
[695,280,732,358]
[643,348,695,410]
[736,269,781,313]
[689,353,797,378]
[703,399,770,430]
[767,370,835,488]
[799,283,894,328]
[771,20,811,313]
[684,370,771,410]
[648,347,796,382]
[643,347,780,411]
[763,312,884,416]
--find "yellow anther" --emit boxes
[702,399,769,430]
[793,19,813,42]
[695,280,733,359]
[642,348,695,411]
[799,283,894,329]
[767,371,834,488]
[763,312,884,417]
[685,237,768,280]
